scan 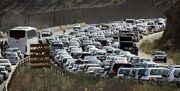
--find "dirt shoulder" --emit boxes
[138,31,174,65]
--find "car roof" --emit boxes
[146,68,168,70]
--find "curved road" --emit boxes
[138,31,174,65]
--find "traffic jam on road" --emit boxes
[44,18,180,82]
[0,18,179,85]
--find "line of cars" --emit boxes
[42,18,179,82]
[0,47,23,84]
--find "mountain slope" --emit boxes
[160,0,180,51]
[0,0,176,32]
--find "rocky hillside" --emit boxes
[160,0,180,51]
[0,0,175,14]
[0,0,176,32]
[0,0,125,14]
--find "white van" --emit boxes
[41,28,53,38]
[141,68,169,81]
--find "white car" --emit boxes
[6,52,20,65]
[162,68,180,82]
[128,56,140,64]
[0,59,12,72]
[115,57,128,63]
[117,68,131,79]
[153,51,167,63]
[86,67,103,74]
[95,49,107,60]
[141,68,169,81]
[0,66,9,80]
[120,51,131,57]
[85,45,96,52]
[105,56,116,63]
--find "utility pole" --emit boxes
[27,14,30,26]
[62,11,65,25]
[53,7,56,26]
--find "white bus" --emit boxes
[8,26,39,56]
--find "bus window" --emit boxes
[10,30,25,39]
[27,30,37,39]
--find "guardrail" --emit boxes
[50,61,73,78]
[3,56,30,91]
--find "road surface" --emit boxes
[138,31,174,65]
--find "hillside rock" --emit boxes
[0,0,176,32]
[160,0,180,51]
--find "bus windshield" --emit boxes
[10,30,25,39]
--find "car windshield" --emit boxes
[88,68,96,71]
[97,52,106,55]
[106,57,114,61]
[71,48,82,52]
[138,69,147,76]
[141,59,151,62]
[147,64,156,67]
[85,60,99,64]
[119,57,126,60]
[119,69,130,74]
[81,53,92,59]
[94,69,104,73]
[0,68,5,71]
[42,34,50,37]
[155,52,165,55]
[174,70,180,76]
[85,56,97,60]
[69,43,79,46]
[150,69,165,75]
[114,50,121,54]
[7,53,16,57]
[61,38,68,42]
[0,60,8,63]
[58,50,67,54]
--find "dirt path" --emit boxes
[138,31,174,65]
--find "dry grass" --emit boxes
[8,65,180,91]
[140,40,155,54]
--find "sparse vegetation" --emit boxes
[140,40,155,54]
[170,52,180,64]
